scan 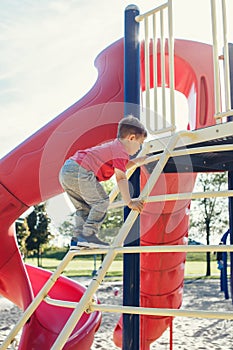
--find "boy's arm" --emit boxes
[114,168,131,204]
[126,155,148,169]
[114,168,144,213]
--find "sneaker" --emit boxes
[77,233,109,248]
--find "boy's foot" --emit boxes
[70,233,109,249]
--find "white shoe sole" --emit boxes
[70,242,109,249]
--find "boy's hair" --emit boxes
[117,115,147,139]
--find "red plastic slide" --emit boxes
[0,38,215,349]
[0,39,124,349]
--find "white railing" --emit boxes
[136,0,175,135]
[210,0,233,121]
[137,0,233,129]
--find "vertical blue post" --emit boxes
[228,177,233,303]
[123,5,140,350]
[220,230,230,299]
[222,251,229,299]
[228,43,233,304]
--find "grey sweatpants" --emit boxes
[59,159,109,237]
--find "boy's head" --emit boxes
[117,115,147,156]
[117,115,147,139]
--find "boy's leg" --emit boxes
[82,195,109,241]
[76,168,109,245]
[74,209,88,236]
[59,160,109,246]
[59,160,91,243]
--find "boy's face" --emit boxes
[127,134,145,156]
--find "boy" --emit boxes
[59,115,147,247]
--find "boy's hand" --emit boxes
[127,198,144,213]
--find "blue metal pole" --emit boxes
[220,268,224,292]
[220,231,230,299]
[123,5,140,350]
[228,174,233,303]
[222,251,229,299]
[228,43,233,304]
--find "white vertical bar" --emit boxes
[168,0,175,130]
[153,13,158,130]
[160,9,167,128]
[221,0,231,111]
[210,0,221,116]
[144,17,151,129]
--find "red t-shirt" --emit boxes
[71,139,129,181]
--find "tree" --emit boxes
[26,203,52,266]
[58,217,75,238]
[15,218,30,258]
[190,172,229,276]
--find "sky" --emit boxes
[1,0,233,227]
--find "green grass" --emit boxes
[186,252,207,261]
[26,256,123,278]
[26,255,224,279]
[185,261,221,276]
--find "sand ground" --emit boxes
[0,278,232,349]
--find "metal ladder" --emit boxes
[0,130,192,350]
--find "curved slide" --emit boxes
[0,38,215,349]
[0,39,124,349]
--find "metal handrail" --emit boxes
[44,290,233,320]
[211,0,231,120]
[135,2,168,21]
[90,303,233,320]
[136,1,175,135]
[110,189,233,210]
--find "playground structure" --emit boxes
[0,1,233,350]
